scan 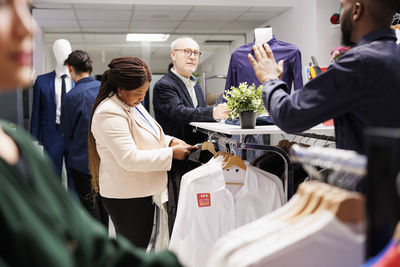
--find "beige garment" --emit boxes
[91,94,173,198]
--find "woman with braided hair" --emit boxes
[89,57,196,248]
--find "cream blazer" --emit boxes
[91,94,173,198]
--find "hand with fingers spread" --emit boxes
[248,43,284,84]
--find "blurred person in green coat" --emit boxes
[0,0,182,266]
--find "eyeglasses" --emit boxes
[174,48,202,57]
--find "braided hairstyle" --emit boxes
[88,57,152,193]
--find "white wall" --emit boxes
[198,37,245,98]
[316,0,341,66]
[260,0,317,82]
[264,0,341,72]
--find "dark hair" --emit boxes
[88,57,152,193]
[64,50,93,74]
[168,62,173,71]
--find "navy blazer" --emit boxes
[60,76,100,175]
[153,70,214,144]
[31,71,76,148]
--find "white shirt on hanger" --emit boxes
[207,194,299,267]
[55,71,72,124]
[169,161,283,267]
[226,211,365,267]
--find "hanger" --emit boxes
[222,155,246,171]
[222,155,246,186]
[277,181,320,221]
[214,151,229,158]
[201,141,217,155]
[312,186,364,224]
[277,139,289,150]
[290,183,333,222]
[392,13,400,26]
[327,191,364,224]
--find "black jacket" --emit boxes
[153,70,214,145]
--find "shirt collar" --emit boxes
[354,28,397,48]
[55,71,70,79]
[213,161,260,196]
[171,68,197,87]
[75,76,94,86]
[251,36,277,46]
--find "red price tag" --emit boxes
[197,193,211,207]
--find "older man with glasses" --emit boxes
[153,37,228,145]
[153,37,228,234]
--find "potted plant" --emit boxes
[224,82,265,129]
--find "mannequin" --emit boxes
[224,27,302,93]
[254,27,273,45]
[53,39,71,77]
[221,26,303,162]
[31,39,75,192]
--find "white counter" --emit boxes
[189,122,335,136]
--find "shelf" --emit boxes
[189,122,335,136]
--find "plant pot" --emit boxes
[239,111,257,129]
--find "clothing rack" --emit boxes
[293,132,336,143]
[290,131,400,260]
[203,130,294,200]
[289,144,367,176]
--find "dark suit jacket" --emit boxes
[30,71,74,149]
[60,76,100,175]
[153,70,214,144]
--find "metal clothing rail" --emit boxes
[240,143,294,199]
[293,132,336,143]
[198,128,294,200]
[289,144,367,176]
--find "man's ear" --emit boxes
[171,51,176,62]
[67,65,73,75]
[353,1,363,21]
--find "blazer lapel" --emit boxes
[168,71,194,107]
[49,71,56,105]
[194,84,206,107]
[132,105,161,140]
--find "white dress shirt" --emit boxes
[169,160,283,267]
[55,71,72,124]
[225,211,365,267]
[207,194,299,267]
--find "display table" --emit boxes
[189,122,335,137]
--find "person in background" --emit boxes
[0,0,182,266]
[60,50,108,227]
[153,37,229,145]
[249,0,400,155]
[88,56,195,248]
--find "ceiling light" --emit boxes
[126,33,170,42]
